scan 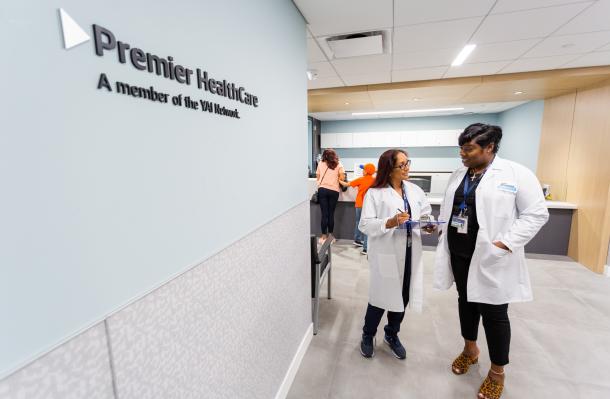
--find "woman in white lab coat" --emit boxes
[433,123,549,399]
[358,149,433,360]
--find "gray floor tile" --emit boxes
[288,244,610,399]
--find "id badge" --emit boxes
[451,215,468,234]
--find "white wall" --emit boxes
[0,0,307,378]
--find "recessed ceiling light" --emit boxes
[451,44,476,66]
[412,97,422,101]
[345,102,350,105]
[352,107,464,116]
[514,91,524,95]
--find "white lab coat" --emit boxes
[433,157,549,304]
[359,181,431,313]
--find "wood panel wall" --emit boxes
[538,81,610,273]
[537,93,576,201]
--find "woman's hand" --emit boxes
[492,241,510,251]
[422,224,437,234]
[386,212,410,228]
[339,180,349,187]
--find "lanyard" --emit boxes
[459,175,477,211]
[401,184,412,235]
[459,167,489,211]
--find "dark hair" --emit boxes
[372,149,407,189]
[321,149,339,170]
[458,123,502,153]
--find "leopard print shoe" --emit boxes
[477,375,504,399]
[451,352,478,375]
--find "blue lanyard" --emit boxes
[401,184,412,234]
[460,173,479,211]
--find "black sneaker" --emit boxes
[360,334,375,358]
[384,334,406,359]
[360,249,367,255]
[353,240,363,247]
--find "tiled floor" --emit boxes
[287,241,610,399]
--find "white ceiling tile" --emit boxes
[331,54,392,76]
[445,61,512,78]
[598,42,610,51]
[491,0,593,14]
[394,17,482,53]
[467,39,542,63]
[500,54,580,73]
[524,31,610,58]
[307,38,327,63]
[394,0,495,26]
[556,0,610,34]
[392,66,448,82]
[392,48,456,70]
[307,62,338,79]
[294,0,393,37]
[342,72,392,86]
[472,3,590,43]
[307,76,344,90]
[564,51,610,67]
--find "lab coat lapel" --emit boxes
[477,156,504,191]
[475,156,504,230]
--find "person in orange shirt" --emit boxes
[341,163,376,254]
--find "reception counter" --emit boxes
[308,178,578,255]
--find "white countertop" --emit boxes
[422,196,577,209]
[307,178,577,209]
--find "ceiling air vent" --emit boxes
[326,31,384,59]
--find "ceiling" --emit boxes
[307,65,610,116]
[297,0,610,90]
[309,101,528,120]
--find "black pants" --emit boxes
[363,246,412,337]
[451,252,511,366]
[318,187,339,235]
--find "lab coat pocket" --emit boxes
[481,243,509,268]
[376,254,399,279]
[490,243,509,257]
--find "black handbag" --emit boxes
[311,167,329,204]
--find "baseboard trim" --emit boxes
[274,323,313,399]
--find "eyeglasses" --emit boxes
[394,160,412,170]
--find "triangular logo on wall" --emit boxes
[59,8,90,50]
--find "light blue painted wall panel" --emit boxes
[498,101,544,172]
[0,0,306,376]
[321,107,544,172]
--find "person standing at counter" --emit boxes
[433,123,549,399]
[340,163,376,255]
[316,149,346,244]
[358,149,433,359]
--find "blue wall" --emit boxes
[0,0,306,377]
[322,114,500,172]
[498,101,544,172]
[321,105,544,172]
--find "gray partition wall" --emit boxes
[0,203,311,399]
[311,202,574,255]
